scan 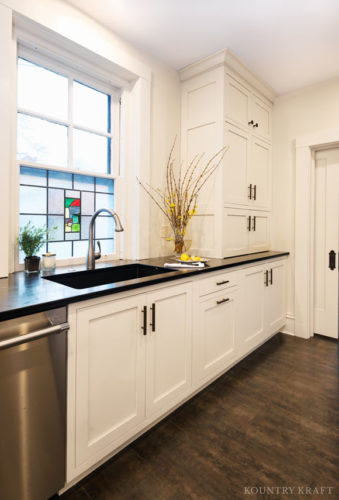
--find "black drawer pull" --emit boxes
[150,303,156,332]
[216,280,230,286]
[216,298,230,305]
[141,306,147,335]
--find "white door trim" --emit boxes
[295,129,339,338]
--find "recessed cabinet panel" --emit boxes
[250,138,271,208]
[75,295,146,466]
[239,265,266,352]
[265,261,286,334]
[251,94,272,140]
[225,75,250,128]
[223,208,249,256]
[224,123,249,206]
[146,283,192,417]
[187,82,217,129]
[249,213,270,252]
[196,289,238,382]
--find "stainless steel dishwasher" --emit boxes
[0,307,69,500]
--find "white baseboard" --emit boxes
[281,313,295,336]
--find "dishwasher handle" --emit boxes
[0,322,70,350]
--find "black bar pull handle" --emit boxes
[270,268,273,285]
[216,298,230,305]
[150,303,156,332]
[216,280,229,286]
[248,184,252,200]
[248,215,252,231]
[252,216,256,231]
[141,306,147,335]
[329,250,336,270]
[253,184,257,200]
[265,270,269,287]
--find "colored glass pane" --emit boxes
[65,196,81,233]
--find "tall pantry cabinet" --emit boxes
[180,49,276,258]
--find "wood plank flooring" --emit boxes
[60,333,339,499]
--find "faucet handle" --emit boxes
[94,241,101,260]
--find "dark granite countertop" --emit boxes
[0,251,289,321]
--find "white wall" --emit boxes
[272,76,339,331]
[0,0,181,271]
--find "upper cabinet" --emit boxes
[180,49,276,258]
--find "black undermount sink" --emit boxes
[43,263,174,289]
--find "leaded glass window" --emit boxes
[16,51,119,264]
[19,167,114,261]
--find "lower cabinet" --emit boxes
[239,259,286,354]
[67,257,287,484]
[223,207,270,256]
[71,281,192,472]
[195,287,238,383]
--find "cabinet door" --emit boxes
[75,295,146,465]
[265,260,286,335]
[145,283,192,417]
[195,288,238,383]
[249,137,271,209]
[223,208,250,257]
[239,265,266,353]
[251,94,272,141]
[224,74,251,129]
[249,212,270,252]
[224,122,250,206]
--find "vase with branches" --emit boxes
[138,140,228,255]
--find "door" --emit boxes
[251,93,272,141]
[239,264,266,353]
[314,149,339,338]
[196,288,238,383]
[75,295,146,465]
[224,74,251,129]
[249,212,270,252]
[146,283,192,417]
[223,208,250,256]
[223,122,250,206]
[265,260,286,336]
[249,137,271,209]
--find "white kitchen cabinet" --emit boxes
[180,50,274,257]
[195,287,238,383]
[75,294,146,466]
[145,283,192,417]
[223,123,271,210]
[70,281,192,473]
[239,259,286,354]
[223,208,270,257]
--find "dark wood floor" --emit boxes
[60,333,339,500]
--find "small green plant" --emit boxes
[17,222,56,257]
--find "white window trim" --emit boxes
[15,45,123,270]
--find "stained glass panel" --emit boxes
[65,196,81,233]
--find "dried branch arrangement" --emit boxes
[137,139,228,254]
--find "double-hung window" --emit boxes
[16,48,120,265]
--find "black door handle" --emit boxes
[141,306,147,335]
[150,303,156,332]
[329,250,336,270]
[265,270,269,287]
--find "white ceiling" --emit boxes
[64,0,339,95]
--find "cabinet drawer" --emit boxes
[198,271,238,297]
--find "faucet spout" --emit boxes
[86,208,124,270]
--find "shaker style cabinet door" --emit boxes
[251,93,272,141]
[249,137,271,209]
[195,288,238,383]
[265,260,286,336]
[145,283,192,417]
[75,295,146,466]
[223,122,250,206]
[224,74,251,129]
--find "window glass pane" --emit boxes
[73,129,108,173]
[95,216,115,239]
[74,174,94,191]
[81,191,94,215]
[96,193,114,210]
[65,233,80,241]
[20,186,46,214]
[20,166,47,186]
[81,216,91,240]
[48,241,72,258]
[73,240,88,258]
[48,170,72,189]
[73,81,109,132]
[48,188,64,215]
[18,58,68,121]
[96,239,114,255]
[48,215,64,241]
[17,113,68,167]
[65,196,81,234]
[95,177,114,193]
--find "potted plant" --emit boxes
[17,222,55,273]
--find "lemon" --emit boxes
[193,256,201,261]
[180,253,190,261]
